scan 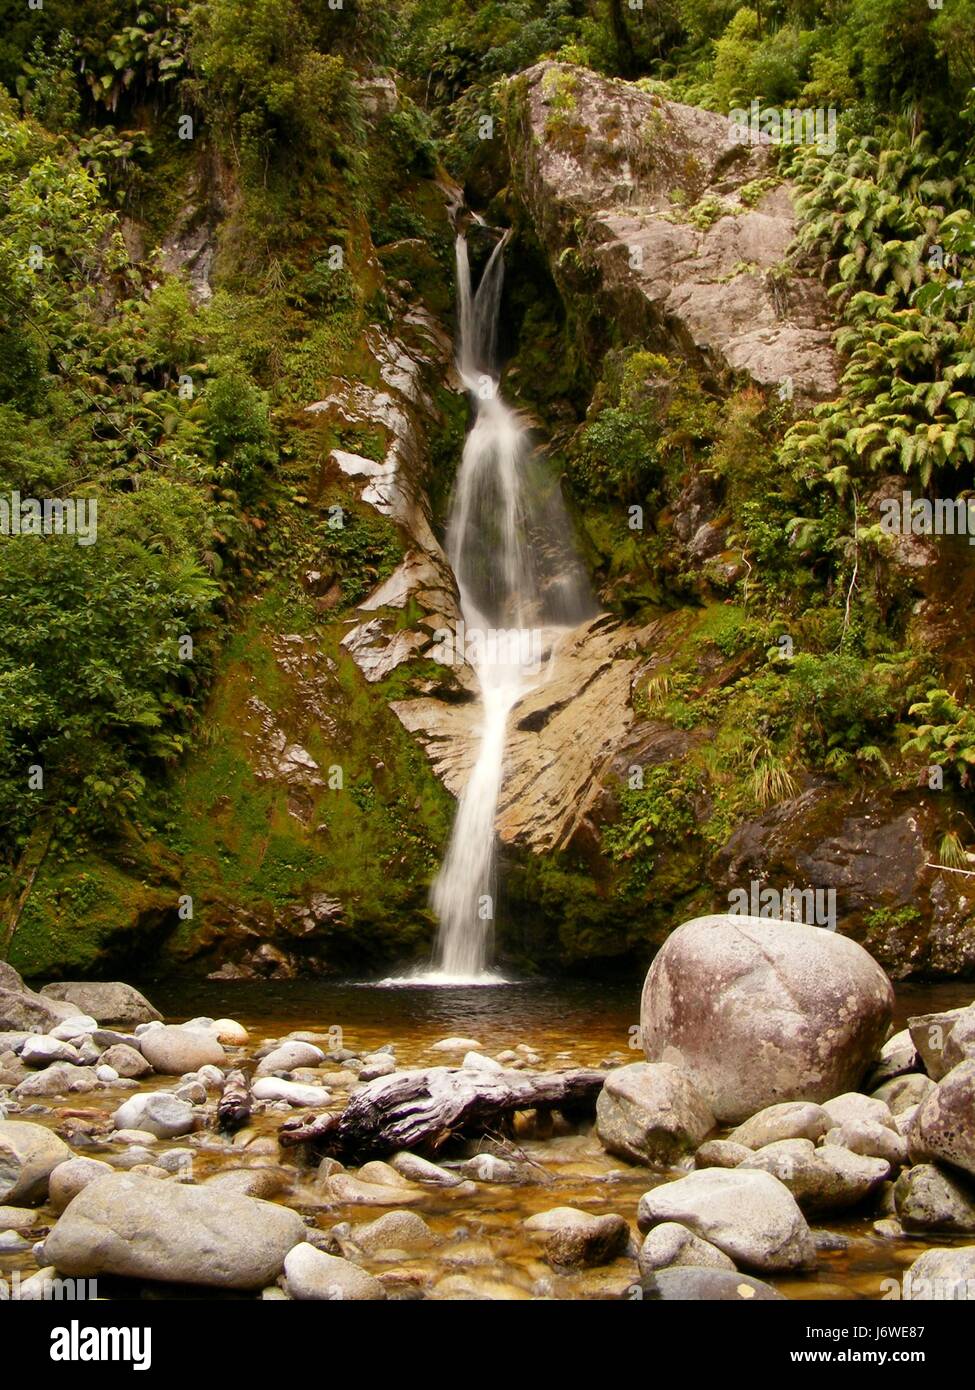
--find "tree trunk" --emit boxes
[278,1065,606,1159]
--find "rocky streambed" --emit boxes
[2,922,975,1303]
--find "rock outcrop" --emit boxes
[505,63,839,403]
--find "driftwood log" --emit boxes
[278,1065,605,1159]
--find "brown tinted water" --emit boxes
[4,976,973,1300]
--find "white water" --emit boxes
[416,231,591,985]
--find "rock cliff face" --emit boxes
[505,63,838,402]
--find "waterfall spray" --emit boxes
[418,230,592,984]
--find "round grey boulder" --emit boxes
[139,1026,225,1075]
[895,1163,975,1233]
[729,1101,831,1149]
[641,914,893,1123]
[39,982,161,1027]
[283,1243,386,1300]
[909,1061,975,1179]
[638,1220,736,1275]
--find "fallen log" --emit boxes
[278,1065,606,1159]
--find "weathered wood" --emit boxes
[278,1065,605,1158]
[217,1069,252,1134]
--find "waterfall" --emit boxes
[420,230,592,984]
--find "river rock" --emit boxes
[390,1151,464,1187]
[49,1014,100,1040]
[695,1139,753,1169]
[0,987,73,1034]
[0,1120,72,1203]
[867,1029,920,1087]
[595,1061,714,1166]
[252,1077,331,1106]
[45,1172,306,1287]
[283,1243,386,1300]
[0,962,24,992]
[98,1043,152,1079]
[210,1018,248,1045]
[523,1205,630,1267]
[894,1163,975,1233]
[824,1120,907,1167]
[431,1037,481,1052]
[255,1041,325,1075]
[39,982,161,1026]
[729,1101,832,1149]
[48,1157,115,1213]
[14,1063,100,1098]
[637,1167,816,1272]
[638,1220,736,1275]
[739,1139,889,1213]
[641,1267,786,1300]
[944,1010,975,1071]
[20,1035,80,1067]
[909,1060,975,1178]
[872,1073,937,1116]
[352,1210,436,1254]
[904,1246,975,1300]
[112,1092,196,1139]
[139,1026,225,1075]
[908,1008,970,1080]
[322,1173,426,1206]
[640,915,893,1123]
[205,1167,292,1200]
[823,1092,897,1129]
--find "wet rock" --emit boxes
[352,1210,436,1254]
[908,1008,970,1080]
[205,1167,292,1200]
[14,1064,100,1098]
[321,1174,426,1206]
[456,1154,524,1184]
[431,1037,482,1052]
[48,1157,115,1213]
[45,1172,306,1288]
[252,1077,331,1106]
[210,1019,248,1046]
[641,914,894,1123]
[256,1041,325,1075]
[38,982,161,1026]
[112,1093,196,1140]
[524,1206,630,1268]
[638,1220,736,1275]
[0,1204,38,1231]
[0,1120,72,1203]
[872,1073,937,1116]
[904,1246,975,1299]
[637,1168,816,1272]
[729,1101,832,1149]
[0,1229,30,1252]
[389,1151,464,1187]
[357,1052,397,1081]
[895,1163,975,1233]
[595,1061,714,1166]
[695,1139,753,1169]
[139,1026,226,1076]
[738,1139,889,1213]
[909,1060,975,1179]
[641,1267,787,1300]
[284,1243,386,1300]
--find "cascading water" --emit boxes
[418,229,592,984]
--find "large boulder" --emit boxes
[641,914,894,1123]
[729,1101,831,1149]
[0,1120,72,1204]
[44,1173,305,1288]
[909,1061,975,1179]
[283,1243,386,1301]
[595,1061,714,1166]
[641,1267,786,1300]
[523,1206,631,1267]
[112,1092,196,1140]
[904,1246,975,1300]
[39,982,161,1026]
[908,1007,972,1080]
[637,1168,816,1272]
